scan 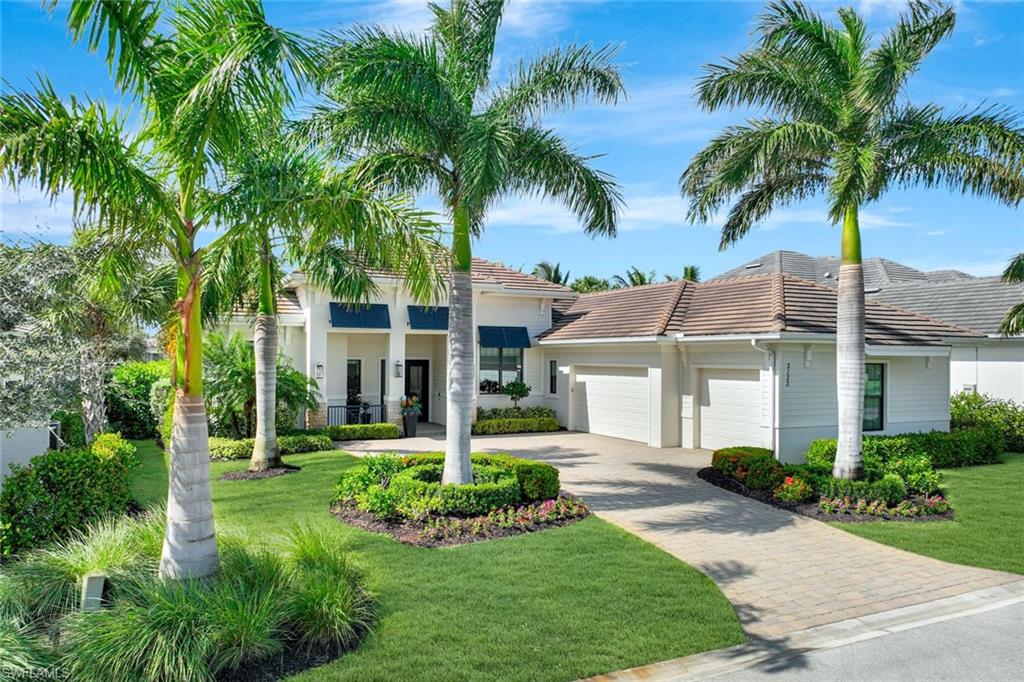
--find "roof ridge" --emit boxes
[771,274,787,331]
[576,280,680,299]
[655,280,688,335]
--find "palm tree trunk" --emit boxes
[251,238,280,471]
[160,263,219,579]
[79,342,107,445]
[833,204,865,480]
[443,204,474,485]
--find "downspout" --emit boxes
[751,339,779,457]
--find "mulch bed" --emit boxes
[218,464,301,481]
[219,643,354,682]
[331,502,589,548]
[697,467,955,523]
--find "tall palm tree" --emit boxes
[1001,253,1024,335]
[307,0,624,484]
[532,261,571,286]
[205,125,443,472]
[1,0,439,578]
[612,266,657,288]
[680,1,1024,479]
[570,275,611,293]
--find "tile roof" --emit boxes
[361,257,573,295]
[869,278,1024,335]
[232,288,303,317]
[540,281,687,340]
[713,250,977,291]
[541,274,983,346]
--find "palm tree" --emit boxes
[1,0,438,578]
[612,266,657,288]
[532,261,571,286]
[1001,253,1024,335]
[680,1,1024,479]
[307,0,624,484]
[205,125,443,472]
[570,275,611,293]
[663,265,701,283]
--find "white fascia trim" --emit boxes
[538,335,664,346]
[673,332,786,343]
[867,344,951,357]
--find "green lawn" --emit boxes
[835,453,1024,575]
[131,441,744,681]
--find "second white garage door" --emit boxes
[573,366,650,443]
[699,368,763,450]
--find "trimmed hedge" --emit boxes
[0,434,138,555]
[806,428,1003,472]
[477,405,556,421]
[472,417,559,435]
[334,452,562,520]
[402,452,560,501]
[207,434,333,461]
[326,423,400,441]
[106,360,169,439]
[951,391,1024,453]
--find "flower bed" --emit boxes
[700,444,955,523]
[331,452,586,546]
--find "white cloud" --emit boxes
[352,0,578,37]
[486,190,688,233]
[923,229,949,237]
[990,87,1018,97]
[1,184,77,240]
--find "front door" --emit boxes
[404,360,429,422]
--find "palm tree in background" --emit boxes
[1,0,440,578]
[1001,253,1024,335]
[680,0,1024,479]
[612,266,657,288]
[664,265,702,283]
[205,125,442,472]
[532,261,571,286]
[570,275,611,293]
[306,0,625,484]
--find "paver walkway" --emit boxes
[343,429,1021,638]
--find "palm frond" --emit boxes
[502,126,622,237]
[493,43,625,121]
[1000,301,1024,336]
[719,169,829,248]
[299,97,451,160]
[860,1,955,114]
[755,1,853,89]
[1003,253,1024,284]
[0,78,172,238]
[429,0,505,97]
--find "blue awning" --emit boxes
[478,326,531,348]
[329,303,391,329]
[408,305,449,330]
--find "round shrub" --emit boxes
[399,452,561,502]
[872,473,907,506]
[711,447,774,477]
[744,454,784,491]
[389,464,521,517]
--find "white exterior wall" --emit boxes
[950,341,1024,403]
[475,293,553,411]
[776,345,951,463]
[0,426,49,494]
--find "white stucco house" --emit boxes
[228,258,982,463]
[716,251,1024,404]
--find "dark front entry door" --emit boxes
[404,360,429,422]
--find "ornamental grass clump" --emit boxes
[0,517,373,681]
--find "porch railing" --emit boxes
[327,403,388,426]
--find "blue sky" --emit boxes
[2,0,1022,281]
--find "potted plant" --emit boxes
[401,396,422,437]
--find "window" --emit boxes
[479,347,523,394]
[548,360,558,394]
[379,359,386,403]
[863,363,884,431]
[347,359,362,404]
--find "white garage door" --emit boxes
[573,366,650,443]
[700,369,763,450]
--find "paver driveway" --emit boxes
[343,428,1020,638]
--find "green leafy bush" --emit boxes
[326,423,400,441]
[6,519,373,682]
[400,453,560,501]
[744,454,785,491]
[502,380,531,407]
[885,454,941,494]
[477,405,556,420]
[0,434,138,555]
[710,447,774,477]
[389,464,521,517]
[805,428,1002,473]
[951,391,1024,452]
[51,409,85,448]
[472,417,559,435]
[817,472,907,506]
[106,360,169,439]
[207,434,333,461]
[149,377,172,447]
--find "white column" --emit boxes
[304,287,329,428]
[656,344,682,448]
[470,289,481,421]
[386,288,407,426]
